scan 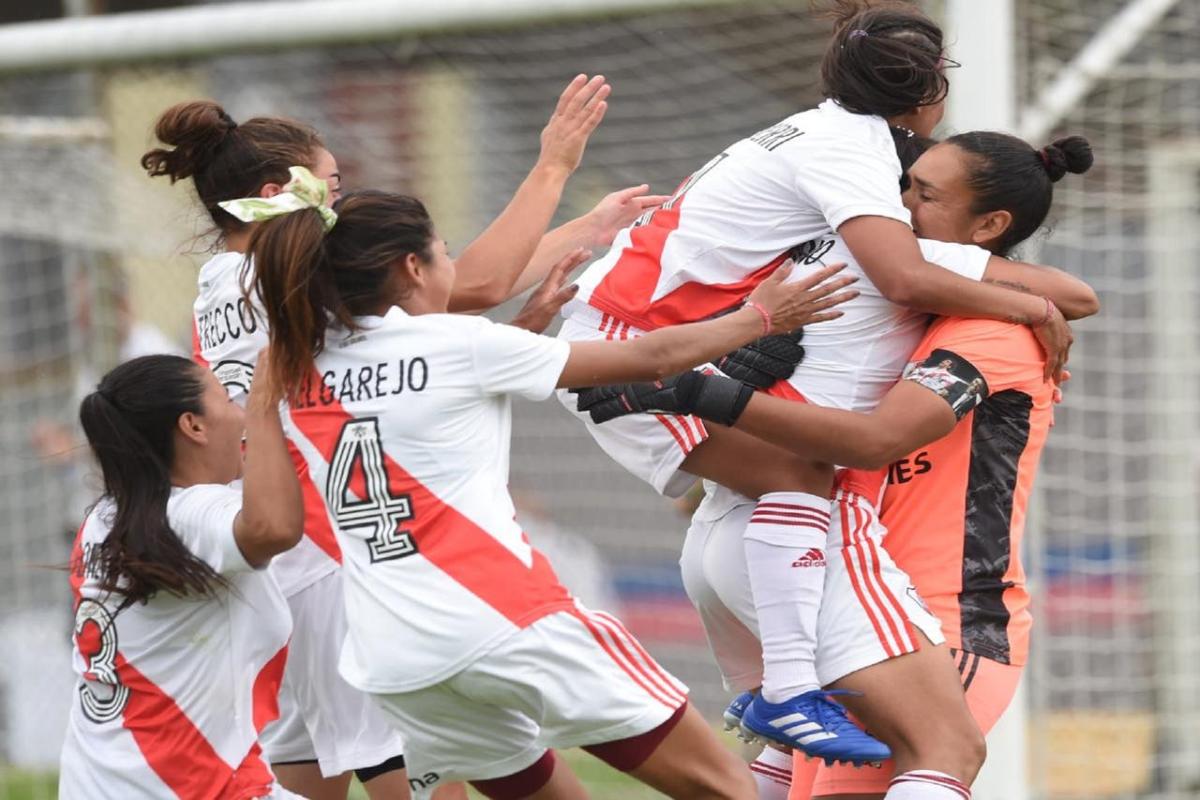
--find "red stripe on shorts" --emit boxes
[838,499,896,658]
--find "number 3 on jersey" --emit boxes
[74,599,130,723]
[326,418,418,563]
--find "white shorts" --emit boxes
[369,604,688,784]
[680,489,943,692]
[555,308,707,498]
[260,569,406,777]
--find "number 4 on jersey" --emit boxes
[326,418,418,563]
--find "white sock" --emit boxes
[743,491,829,702]
[749,746,793,800]
[886,770,972,799]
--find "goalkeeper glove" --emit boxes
[712,328,805,389]
[573,370,754,427]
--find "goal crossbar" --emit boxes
[0,0,743,75]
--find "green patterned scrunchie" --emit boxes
[218,165,338,231]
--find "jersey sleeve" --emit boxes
[790,134,911,231]
[166,484,255,575]
[903,319,1046,419]
[470,318,572,400]
[915,239,991,282]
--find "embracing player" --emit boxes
[576,131,1098,800]
[556,0,1075,765]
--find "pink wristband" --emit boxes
[744,301,771,336]
[1036,296,1055,327]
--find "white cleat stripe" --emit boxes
[781,722,823,737]
[798,732,839,745]
[768,713,810,728]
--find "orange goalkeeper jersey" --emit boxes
[877,317,1053,666]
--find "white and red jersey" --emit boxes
[569,100,912,331]
[283,308,576,693]
[773,236,990,411]
[700,235,989,519]
[60,486,292,800]
[193,252,341,597]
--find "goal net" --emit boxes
[0,1,1197,798]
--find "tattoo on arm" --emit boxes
[984,277,1034,295]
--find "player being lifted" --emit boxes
[60,353,304,799]
[142,74,660,800]
[231,167,853,799]
[577,133,1097,800]
[556,0,1077,763]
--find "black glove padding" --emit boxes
[573,370,754,427]
[713,329,805,389]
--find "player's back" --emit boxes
[571,100,909,331]
[193,251,342,596]
[60,488,290,799]
[193,251,266,399]
[284,309,576,694]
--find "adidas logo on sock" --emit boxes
[792,548,826,568]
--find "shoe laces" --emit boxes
[810,690,861,731]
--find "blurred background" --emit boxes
[0,0,1197,797]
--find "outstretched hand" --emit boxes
[509,248,591,334]
[538,74,610,176]
[584,184,671,248]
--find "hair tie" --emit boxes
[1038,148,1052,171]
[848,29,869,40]
[219,166,338,232]
[217,110,238,131]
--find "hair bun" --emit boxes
[140,100,237,183]
[1040,136,1094,182]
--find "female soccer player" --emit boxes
[143,75,657,800]
[554,0,1078,757]
[59,353,304,799]
[232,169,853,800]
[577,133,1097,800]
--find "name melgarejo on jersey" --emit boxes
[293,358,429,408]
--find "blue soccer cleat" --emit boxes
[738,690,891,767]
[722,690,755,732]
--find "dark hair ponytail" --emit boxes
[141,100,325,236]
[819,0,949,117]
[79,355,226,608]
[946,132,1093,255]
[247,190,436,397]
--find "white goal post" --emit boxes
[0,0,741,73]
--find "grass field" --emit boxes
[11,730,755,798]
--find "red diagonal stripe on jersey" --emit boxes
[290,390,572,627]
[251,643,289,733]
[589,193,794,331]
[287,439,342,564]
[763,379,808,403]
[115,652,238,799]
